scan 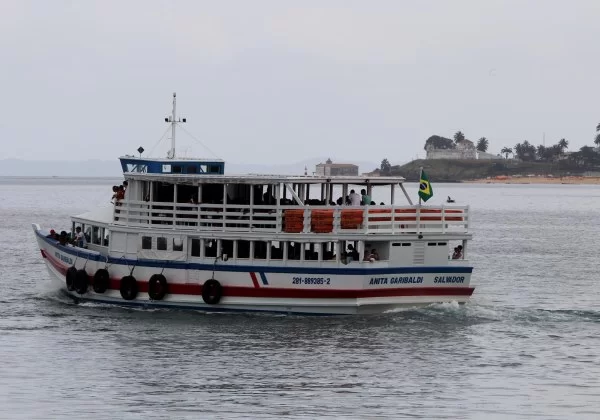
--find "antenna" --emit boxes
[165,92,186,159]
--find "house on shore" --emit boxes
[315,158,359,176]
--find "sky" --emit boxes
[1,0,599,166]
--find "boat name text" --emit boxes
[434,276,465,284]
[55,252,73,265]
[369,276,424,285]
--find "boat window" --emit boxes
[304,244,318,261]
[142,236,152,249]
[427,242,437,246]
[92,226,102,245]
[270,241,284,260]
[153,182,174,203]
[222,240,233,259]
[190,238,200,257]
[162,164,171,173]
[253,241,267,260]
[173,238,183,252]
[208,165,220,174]
[402,243,411,247]
[200,164,208,173]
[288,242,301,260]
[237,240,250,259]
[172,165,182,174]
[322,242,336,261]
[187,165,197,174]
[204,239,217,258]
[437,242,447,246]
[104,229,110,246]
[157,237,167,251]
[176,184,198,203]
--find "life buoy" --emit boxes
[93,269,109,293]
[65,266,77,291]
[148,274,168,300]
[74,269,89,295]
[202,279,222,305]
[120,275,138,300]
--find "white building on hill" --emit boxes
[426,140,502,160]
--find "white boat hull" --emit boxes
[35,228,475,315]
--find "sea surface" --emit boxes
[1,177,600,419]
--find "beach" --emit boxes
[464,176,600,184]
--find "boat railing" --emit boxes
[113,200,469,235]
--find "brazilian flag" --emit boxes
[418,170,433,202]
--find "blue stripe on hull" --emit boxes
[37,231,473,275]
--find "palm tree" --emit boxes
[501,147,512,159]
[453,131,465,144]
[596,123,600,147]
[476,137,489,152]
[557,138,569,154]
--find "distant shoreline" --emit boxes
[463,176,600,185]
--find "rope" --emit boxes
[176,123,222,160]
[148,125,173,157]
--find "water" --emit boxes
[2,178,600,419]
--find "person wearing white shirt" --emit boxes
[349,189,361,206]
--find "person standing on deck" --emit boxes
[349,189,361,206]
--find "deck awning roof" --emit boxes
[72,206,114,225]
[124,173,406,185]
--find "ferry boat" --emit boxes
[32,94,475,315]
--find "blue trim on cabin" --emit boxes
[37,231,474,275]
[119,157,224,175]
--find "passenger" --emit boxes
[349,189,361,206]
[111,185,119,203]
[370,201,376,205]
[361,189,371,206]
[45,229,56,239]
[58,231,68,246]
[117,185,125,200]
[452,245,463,260]
[363,250,371,261]
[380,202,385,205]
[347,244,359,260]
[74,226,87,248]
[370,249,380,261]
[336,197,343,206]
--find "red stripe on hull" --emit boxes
[249,272,260,288]
[41,249,475,299]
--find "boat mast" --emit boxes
[166,92,186,159]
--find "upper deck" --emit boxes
[108,173,469,237]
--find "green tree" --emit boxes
[453,131,465,144]
[424,135,455,151]
[596,123,600,146]
[380,158,391,174]
[501,147,513,159]
[476,137,489,152]
[514,141,536,161]
[557,138,569,154]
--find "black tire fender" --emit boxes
[202,279,222,305]
[66,266,77,291]
[148,274,168,300]
[74,269,89,295]
[93,269,109,294]
[120,275,138,300]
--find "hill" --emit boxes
[378,159,591,182]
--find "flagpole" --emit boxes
[418,167,423,206]
[417,166,422,235]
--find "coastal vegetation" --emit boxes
[376,123,600,181]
